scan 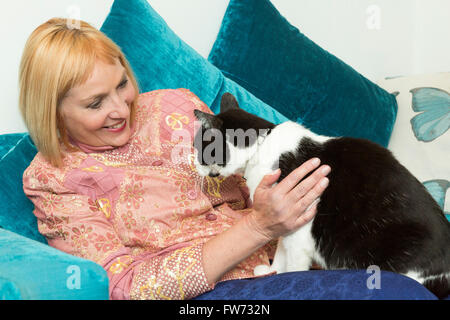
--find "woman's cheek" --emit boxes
[125,84,136,105]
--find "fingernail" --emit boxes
[312,158,320,166]
[320,177,329,188]
[271,168,281,175]
[321,165,331,175]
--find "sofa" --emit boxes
[1,0,448,300]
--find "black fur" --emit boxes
[278,137,450,298]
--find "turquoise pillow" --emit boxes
[0,133,27,160]
[100,0,287,125]
[0,134,46,244]
[0,228,108,299]
[208,0,398,147]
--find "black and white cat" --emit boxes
[193,92,450,298]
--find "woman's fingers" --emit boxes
[287,164,331,202]
[257,168,282,191]
[251,157,331,240]
[292,176,329,226]
[294,200,318,228]
[273,158,321,195]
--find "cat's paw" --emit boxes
[253,264,272,276]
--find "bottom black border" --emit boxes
[1,299,447,318]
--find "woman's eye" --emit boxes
[87,100,102,109]
[118,79,128,89]
[86,78,127,109]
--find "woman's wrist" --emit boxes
[202,209,271,284]
[241,209,274,245]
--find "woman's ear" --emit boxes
[220,92,240,113]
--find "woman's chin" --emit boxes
[103,127,131,147]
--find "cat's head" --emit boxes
[193,93,274,178]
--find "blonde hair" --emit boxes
[19,18,139,168]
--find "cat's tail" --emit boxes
[423,274,449,299]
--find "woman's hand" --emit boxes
[202,158,330,284]
[246,158,331,242]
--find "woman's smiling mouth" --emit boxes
[104,120,126,132]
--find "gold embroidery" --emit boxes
[187,153,225,198]
[205,176,225,198]
[165,112,190,131]
[132,245,202,300]
[109,256,133,274]
[88,155,128,167]
[97,198,111,218]
[138,277,172,300]
[162,246,198,300]
[82,165,104,173]
[139,281,156,300]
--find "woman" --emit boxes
[19,18,330,300]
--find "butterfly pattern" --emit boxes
[423,179,450,222]
[409,87,450,142]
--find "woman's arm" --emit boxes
[202,158,330,284]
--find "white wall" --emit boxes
[1,0,449,134]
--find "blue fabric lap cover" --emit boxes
[195,270,437,300]
[0,134,46,244]
[208,0,398,147]
[100,0,288,125]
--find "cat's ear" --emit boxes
[194,109,223,129]
[220,92,240,113]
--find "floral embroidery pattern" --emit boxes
[88,198,100,213]
[174,194,190,208]
[40,215,69,240]
[71,224,94,249]
[121,175,145,209]
[131,227,157,248]
[122,211,137,230]
[41,193,65,212]
[33,166,56,185]
[171,170,196,194]
[93,232,121,253]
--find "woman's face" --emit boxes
[60,58,136,148]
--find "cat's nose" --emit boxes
[209,172,220,178]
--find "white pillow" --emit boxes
[377,72,449,220]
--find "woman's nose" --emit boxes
[108,94,129,119]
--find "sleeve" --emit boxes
[22,162,214,300]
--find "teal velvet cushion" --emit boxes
[100,0,288,125]
[208,0,398,147]
[0,228,109,299]
[0,134,46,244]
[0,133,27,159]
[216,77,289,124]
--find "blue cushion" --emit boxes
[195,270,437,300]
[208,0,398,147]
[100,0,288,125]
[0,133,27,160]
[0,228,108,299]
[214,77,289,124]
[0,134,46,244]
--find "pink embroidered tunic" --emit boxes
[23,89,274,300]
